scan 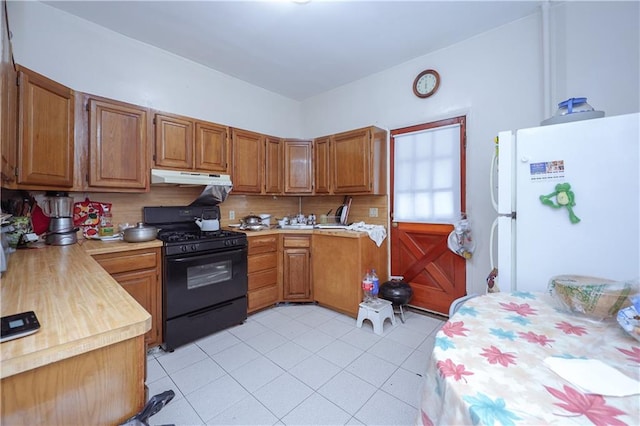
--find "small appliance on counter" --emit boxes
[42,192,78,246]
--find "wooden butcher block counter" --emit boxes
[0,242,153,425]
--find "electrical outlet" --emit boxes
[229,210,235,220]
[369,208,378,217]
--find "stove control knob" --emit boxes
[181,246,188,253]
[191,244,197,252]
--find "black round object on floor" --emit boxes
[380,280,413,305]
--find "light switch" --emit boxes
[229,210,235,220]
[369,208,378,217]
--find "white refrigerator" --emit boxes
[493,112,640,293]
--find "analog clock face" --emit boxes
[413,69,440,98]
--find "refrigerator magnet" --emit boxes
[539,182,581,224]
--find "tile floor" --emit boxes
[145,303,445,425]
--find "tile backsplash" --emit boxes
[3,187,388,230]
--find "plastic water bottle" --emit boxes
[362,270,373,302]
[371,269,379,299]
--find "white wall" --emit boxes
[7,1,303,137]
[7,1,639,295]
[301,1,639,295]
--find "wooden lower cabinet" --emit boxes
[247,234,279,313]
[282,235,313,301]
[312,233,388,317]
[1,336,146,426]
[92,248,162,347]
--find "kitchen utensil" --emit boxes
[122,223,159,242]
[336,196,352,225]
[42,192,74,218]
[259,214,271,227]
[45,229,78,246]
[48,217,75,233]
[195,218,220,231]
[241,215,262,227]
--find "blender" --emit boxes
[42,192,77,245]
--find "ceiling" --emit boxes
[42,0,544,101]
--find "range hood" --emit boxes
[151,169,232,186]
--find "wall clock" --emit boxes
[413,69,440,98]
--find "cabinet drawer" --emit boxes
[248,235,278,254]
[248,284,279,312]
[283,236,310,248]
[93,250,158,275]
[248,252,277,274]
[248,268,278,291]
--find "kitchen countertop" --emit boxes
[229,227,373,239]
[0,243,151,379]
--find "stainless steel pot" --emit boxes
[240,215,266,231]
[122,222,159,242]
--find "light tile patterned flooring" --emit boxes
[146,303,445,425]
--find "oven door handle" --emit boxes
[169,249,244,263]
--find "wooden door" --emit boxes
[17,67,74,187]
[390,116,467,315]
[88,97,148,190]
[282,235,312,301]
[264,135,282,194]
[313,136,331,194]
[231,128,263,193]
[195,121,228,173]
[113,269,161,346]
[1,30,18,188]
[332,128,370,193]
[284,139,313,194]
[154,113,193,169]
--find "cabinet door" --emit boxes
[92,248,162,347]
[231,128,263,193]
[17,67,74,187]
[313,136,331,194]
[195,122,228,173]
[282,235,312,301]
[154,113,193,169]
[1,45,18,188]
[332,128,371,194]
[88,97,148,190]
[112,268,161,347]
[264,136,282,194]
[284,139,313,194]
[283,247,311,300]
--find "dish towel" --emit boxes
[346,222,387,247]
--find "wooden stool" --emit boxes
[356,299,396,335]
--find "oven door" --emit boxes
[164,247,248,319]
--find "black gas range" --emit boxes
[143,206,248,351]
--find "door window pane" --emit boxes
[393,124,461,224]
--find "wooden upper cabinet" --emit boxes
[284,139,313,194]
[264,136,283,194]
[332,126,387,195]
[87,96,149,190]
[154,113,193,170]
[231,128,263,194]
[17,67,74,187]
[313,136,331,194]
[154,112,229,174]
[195,122,228,173]
[1,32,18,188]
